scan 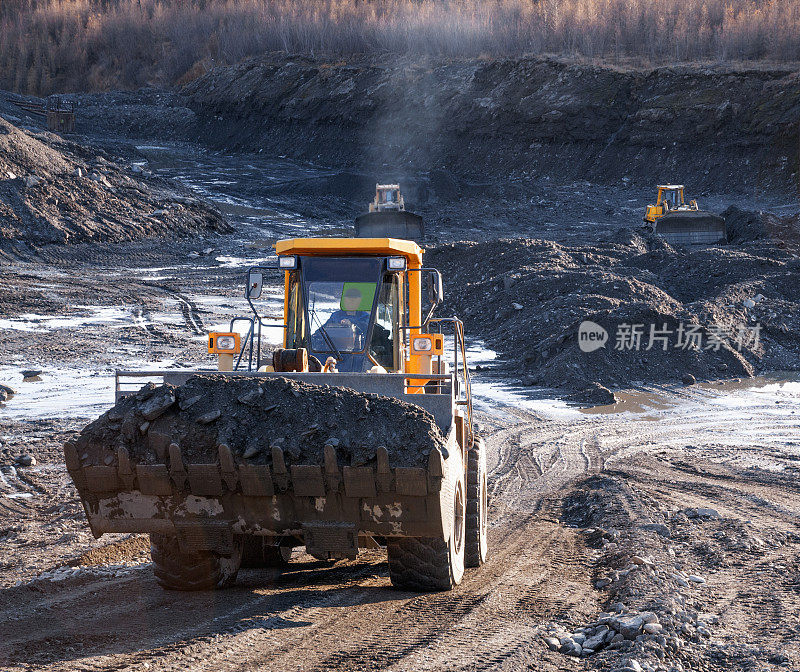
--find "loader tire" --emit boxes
[387,477,466,591]
[465,439,489,567]
[240,536,293,568]
[150,534,242,591]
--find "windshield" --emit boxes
[303,257,381,355]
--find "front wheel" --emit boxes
[387,475,466,591]
[150,533,242,591]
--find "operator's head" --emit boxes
[342,286,363,312]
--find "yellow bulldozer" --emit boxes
[644,184,726,244]
[65,229,487,592]
[355,183,424,241]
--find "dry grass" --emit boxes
[3,0,800,95]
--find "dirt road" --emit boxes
[2,369,799,671]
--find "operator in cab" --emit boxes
[324,286,370,337]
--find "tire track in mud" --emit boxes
[8,381,798,671]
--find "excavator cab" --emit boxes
[644,184,726,245]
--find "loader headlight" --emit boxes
[410,335,444,355]
[278,255,298,270]
[387,256,407,271]
[208,332,241,354]
[413,337,433,352]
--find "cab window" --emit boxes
[370,274,401,371]
[285,273,306,349]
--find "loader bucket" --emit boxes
[654,211,727,245]
[65,372,467,562]
[355,211,424,243]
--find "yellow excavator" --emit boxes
[65,227,488,592]
[644,185,726,244]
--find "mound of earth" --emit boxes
[71,375,446,470]
[0,116,229,249]
[427,229,800,394]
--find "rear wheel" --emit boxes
[466,439,489,567]
[149,533,242,591]
[387,476,466,591]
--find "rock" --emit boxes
[631,555,654,566]
[179,394,203,410]
[583,632,606,651]
[140,390,175,420]
[543,636,561,651]
[682,373,696,385]
[21,369,42,378]
[560,638,582,657]
[197,409,222,424]
[595,577,612,589]
[7,170,17,179]
[0,384,15,397]
[0,389,6,402]
[614,615,644,639]
[326,437,341,447]
[139,421,150,433]
[565,382,617,405]
[742,298,756,308]
[238,388,263,405]
[626,660,643,672]
[686,507,720,519]
[571,633,586,645]
[687,574,706,584]
[15,454,36,467]
[243,446,259,459]
[74,167,84,178]
[512,302,524,310]
[671,573,690,587]
[641,523,671,537]
[24,175,42,188]
[643,623,662,634]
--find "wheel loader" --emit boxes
[644,185,726,244]
[65,231,488,592]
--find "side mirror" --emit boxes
[247,271,263,299]
[425,270,443,304]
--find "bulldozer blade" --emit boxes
[355,211,424,242]
[654,211,727,245]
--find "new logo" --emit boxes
[578,321,608,353]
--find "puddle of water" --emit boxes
[0,360,184,422]
[215,255,276,269]
[0,306,182,333]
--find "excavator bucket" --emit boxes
[355,211,424,243]
[653,210,727,245]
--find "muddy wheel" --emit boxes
[240,536,293,568]
[149,534,242,591]
[466,439,489,567]
[387,476,466,591]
